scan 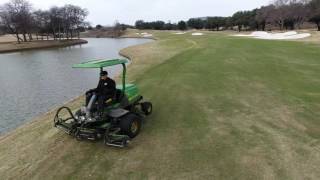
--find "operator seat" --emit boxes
[115,89,124,102]
[114,89,129,107]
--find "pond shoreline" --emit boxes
[0,39,88,54]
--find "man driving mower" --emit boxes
[86,71,116,113]
[54,59,153,147]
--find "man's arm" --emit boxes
[87,79,102,94]
[109,79,116,90]
[94,79,105,93]
[101,79,115,95]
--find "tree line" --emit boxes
[0,0,88,43]
[135,0,320,31]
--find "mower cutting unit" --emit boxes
[54,59,152,147]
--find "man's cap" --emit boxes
[100,71,108,76]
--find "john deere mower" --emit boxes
[54,59,152,147]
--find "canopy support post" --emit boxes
[122,63,126,92]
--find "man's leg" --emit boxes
[87,93,97,113]
[86,92,93,106]
[97,95,107,113]
[86,89,97,106]
[97,95,114,112]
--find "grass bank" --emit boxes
[0,31,319,179]
[0,39,87,53]
[81,28,156,40]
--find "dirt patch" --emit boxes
[0,39,87,54]
[0,34,16,43]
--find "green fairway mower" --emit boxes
[54,59,152,147]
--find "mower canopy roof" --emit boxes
[72,59,129,68]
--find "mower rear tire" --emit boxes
[120,113,142,138]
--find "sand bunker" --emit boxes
[135,32,153,37]
[192,32,203,36]
[174,32,186,35]
[143,34,153,37]
[234,31,310,40]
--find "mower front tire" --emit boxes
[120,113,142,138]
[141,102,152,115]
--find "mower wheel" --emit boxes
[141,102,152,115]
[120,113,142,138]
[75,109,82,117]
[75,129,83,141]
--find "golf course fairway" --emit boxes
[0,31,319,179]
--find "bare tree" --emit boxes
[270,0,310,30]
[0,0,33,43]
[0,0,88,42]
[309,0,320,30]
[69,5,88,39]
[0,24,6,35]
[269,2,288,30]
[291,3,309,29]
[0,5,22,42]
[48,7,62,40]
[59,4,88,39]
[256,5,275,31]
[33,10,51,40]
[8,0,33,41]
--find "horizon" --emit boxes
[0,0,270,26]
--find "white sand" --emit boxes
[280,33,311,39]
[135,32,153,37]
[174,32,186,35]
[281,31,298,36]
[192,32,203,36]
[143,34,153,37]
[233,31,310,40]
[251,31,270,37]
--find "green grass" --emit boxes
[135,33,320,179]
[0,31,320,179]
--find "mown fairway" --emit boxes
[0,31,319,179]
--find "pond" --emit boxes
[0,38,153,134]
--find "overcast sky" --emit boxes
[0,0,271,26]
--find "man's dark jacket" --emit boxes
[96,78,116,96]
